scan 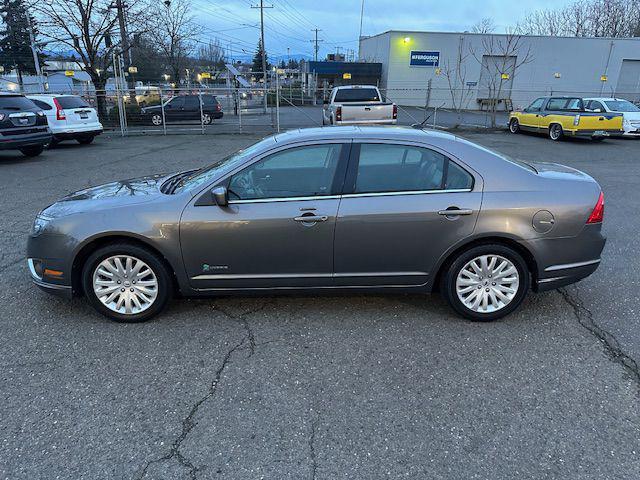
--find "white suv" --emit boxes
[27,94,103,145]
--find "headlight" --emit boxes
[31,215,52,236]
[623,118,631,126]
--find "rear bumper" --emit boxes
[334,119,397,125]
[567,129,622,137]
[52,127,103,140]
[0,131,52,150]
[526,225,607,292]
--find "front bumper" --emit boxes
[27,258,73,298]
[0,131,52,150]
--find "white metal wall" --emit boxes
[359,31,640,109]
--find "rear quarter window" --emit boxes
[31,99,53,110]
[56,96,91,109]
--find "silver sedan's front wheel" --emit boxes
[92,255,158,315]
[455,255,519,314]
[82,243,172,322]
[442,244,530,321]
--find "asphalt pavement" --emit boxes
[0,129,639,479]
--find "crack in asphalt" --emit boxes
[134,300,271,480]
[308,412,319,480]
[559,287,640,389]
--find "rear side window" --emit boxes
[183,96,200,109]
[202,95,218,106]
[56,96,90,109]
[334,88,380,102]
[353,144,474,194]
[0,96,37,110]
[31,99,53,110]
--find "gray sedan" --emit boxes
[27,127,606,322]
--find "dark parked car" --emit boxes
[141,94,223,126]
[0,92,52,157]
[27,127,605,323]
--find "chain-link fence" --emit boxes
[36,83,640,136]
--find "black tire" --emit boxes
[82,243,172,323]
[549,123,563,141]
[77,136,95,145]
[509,118,520,134]
[49,138,61,148]
[440,244,530,322]
[592,136,605,142]
[20,145,44,157]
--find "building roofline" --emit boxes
[361,29,640,42]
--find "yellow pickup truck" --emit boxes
[509,96,623,141]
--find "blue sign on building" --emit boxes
[410,51,440,67]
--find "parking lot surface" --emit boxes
[1,130,639,479]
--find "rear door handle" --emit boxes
[438,209,473,216]
[294,215,328,222]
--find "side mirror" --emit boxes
[594,108,602,113]
[211,186,228,207]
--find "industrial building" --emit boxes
[358,30,640,110]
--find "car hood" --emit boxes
[40,174,168,218]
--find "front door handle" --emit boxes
[438,208,473,216]
[294,215,328,223]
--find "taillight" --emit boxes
[53,98,66,120]
[587,191,604,224]
[393,104,398,119]
[0,113,5,121]
[216,104,221,111]
[336,106,342,122]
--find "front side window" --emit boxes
[354,144,447,194]
[228,144,343,200]
[527,98,545,112]
[167,97,184,108]
[184,96,200,109]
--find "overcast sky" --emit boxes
[192,0,576,60]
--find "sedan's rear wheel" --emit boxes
[82,243,172,322]
[441,244,530,321]
[509,118,520,134]
[549,124,563,141]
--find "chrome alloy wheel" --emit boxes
[455,254,520,314]
[92,255,158,315]
[151,114,163,126]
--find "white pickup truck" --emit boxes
[322,85,397,126]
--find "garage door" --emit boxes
[477,55,516,100]
[615,59,640,102]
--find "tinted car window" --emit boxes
[228,144,343,200]
[547,97,583,111]
[0,95,37,110]
[56,96,91,109]
[445,161,474,190]
[334,88,380,102]
[183,96,200,109]
[168,97,184,108]
[31,99,53,110]
[355,144,446,193]
[202,95,218,106]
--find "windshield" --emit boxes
[604,100,640,112]
[172,137,275,193]
[334,88,380,102]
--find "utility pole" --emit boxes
[358,0,365,58]
[310,28,323,62]
[251,0,273,113]
[109,0,135,98]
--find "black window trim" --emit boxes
[341,140,474,197]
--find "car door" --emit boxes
[333,141,482,288]
[182,95,201,121]
[164,96,184,122]
[519,97,545,130]
[180,142,350,290]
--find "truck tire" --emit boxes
[20,145,44,157]
[549,124,563,141]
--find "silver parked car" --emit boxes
[27,127,606,323]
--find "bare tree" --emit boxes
[470,31,534,127]
[197,39,227,71]
[34,0,149,117]
[148,0,199,88]
[471,18,496,34]
[441,36,474,126]
[519,0,640,38]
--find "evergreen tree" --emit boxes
[0,0,39,86]
[251,39,269,82]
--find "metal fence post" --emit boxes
[275,73,280,133]
[159,87,167,135]
[199,88,205,134]
[238,98,242,132]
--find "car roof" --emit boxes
[333,85,378,90]
[273,126,458,144]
